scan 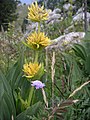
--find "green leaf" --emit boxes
[63,53,82,83]
[85,54,90,74]
[0,81,4,102]
[0,70,16,120]
[16,102,43,120]
[6,55,24,90]
[72,43,87,61]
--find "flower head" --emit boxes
[28,1,49,22]
[23,62,41,79]
[31,80,45,89]
[27,32,51,50]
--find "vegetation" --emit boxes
[0,0,90,120]
[0,0,20,31]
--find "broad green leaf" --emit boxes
[6,55,24,90]
[16,102,43,120]
[0,70,16,120]
[72,43,87,61]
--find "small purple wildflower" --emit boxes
[31,80,45,89]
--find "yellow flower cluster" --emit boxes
[23,2,51,80]
[28,1,49,22]
[23,62,41,78]
[27,32,51,50]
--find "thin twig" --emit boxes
[69,80,90,98]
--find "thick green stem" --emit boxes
[34,51,39,62]
[28,86,34,106]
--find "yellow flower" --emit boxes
[23,62,41,79]
[27,32,51,50]
[28,1,49,22]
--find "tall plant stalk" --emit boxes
[45,48,48,82]
[51,51,55,107]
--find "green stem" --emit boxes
[34,51,39,62]
[28,86,34,106]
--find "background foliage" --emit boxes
[0,0,20,31]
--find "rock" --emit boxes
[47,19,61,24]
[73,12,90,22]
[53,8,61,14]
[49,14,61,20]
[63,3,75,11]
[76,7,83,14]
[73,7,90,22]
[46,10,62,24]
[49,10,54,16]
[47,14,61,24]
[46,32,85,51]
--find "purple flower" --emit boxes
[31,80,45,89]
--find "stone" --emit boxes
[53,8,61,14]
[47,14,61,24]
[46,32,85,51]
[73,12,90,22]
[63,3,75,11]
[73,7,90,22]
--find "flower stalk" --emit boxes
[35,51,39,62]
[42,88,48,107]
[28,86,34,106]
[51,51,55,107]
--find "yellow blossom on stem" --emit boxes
[27,31,51,50]
[28,1,49,22]
[23,62,41,79]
